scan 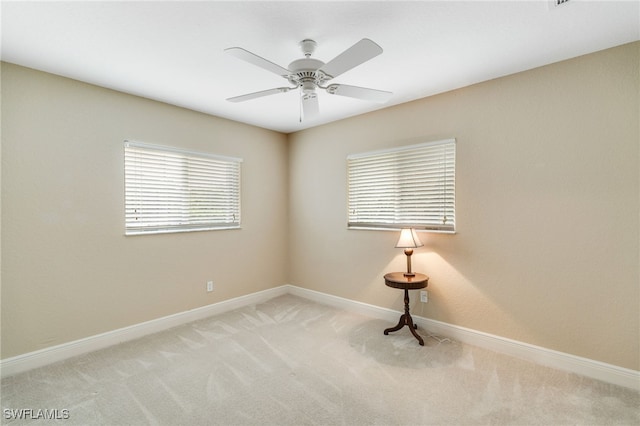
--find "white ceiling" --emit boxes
[2,1,638,134]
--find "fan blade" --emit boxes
[318,39,383,79]
[325,84,392,103]
[302,94,319,119]
[225,47,290,77]
[227,87,292,103]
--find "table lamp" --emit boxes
[395,228,423,277]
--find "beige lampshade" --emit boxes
[395,228,424,248]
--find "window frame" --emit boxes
[347,138,456,233]
[124,140,242,236]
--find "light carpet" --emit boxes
[1,294,639,425]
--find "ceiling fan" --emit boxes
[225,38,392,121]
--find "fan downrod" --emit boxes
[299,39,317,57]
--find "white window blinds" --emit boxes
[124,141,241,235]
[347,139,455,232]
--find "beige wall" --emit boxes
[288,42,639,370]
[1,63,289,358]
[2,42,638,371]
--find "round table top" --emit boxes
[384,272,429,289]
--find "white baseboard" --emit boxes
[287,285,640,391]
[2,284,639,391]
[0,286,288,378]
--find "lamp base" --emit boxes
[404,248,415,277]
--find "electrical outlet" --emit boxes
[207,281,214,292]
[420,290,428,303]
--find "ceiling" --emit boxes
[2,1,638,134]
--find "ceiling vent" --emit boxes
[549,0,571,9]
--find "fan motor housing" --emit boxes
[287,58,327,90]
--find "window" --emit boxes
[124,141,241,235]
[347,139,455,232]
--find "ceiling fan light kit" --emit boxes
[225,38,392,121]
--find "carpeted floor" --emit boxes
[1,294,639,425]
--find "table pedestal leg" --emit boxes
[383,288,424,346]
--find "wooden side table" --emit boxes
[383,272,429,346]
